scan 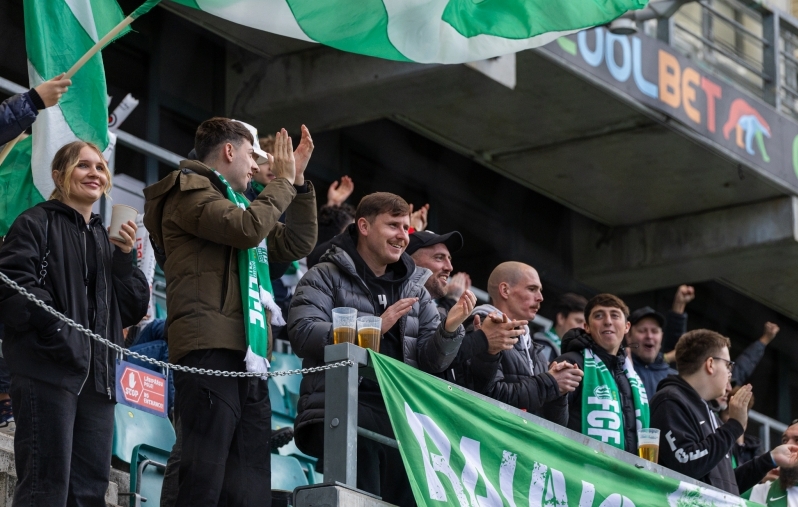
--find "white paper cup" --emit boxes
[109,204,138,242]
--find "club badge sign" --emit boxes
[115,360,168,418]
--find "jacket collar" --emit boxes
[631,351,671,370]
[40,199,102,229]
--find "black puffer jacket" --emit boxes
[0,90,44,145]
[468,305,567,425]
[0,201,149,396]
[651,375,772,494]
[287,228,465,455]
[555,328,639,454]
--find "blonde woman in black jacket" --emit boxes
[0,141,149,507]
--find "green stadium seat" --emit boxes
[112,405,176,507]
[270,353,302,417]
[278,440,323,484]
[271,454,309,492]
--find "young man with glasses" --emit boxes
[650,329,798,494]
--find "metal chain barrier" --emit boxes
[0,270,354,378]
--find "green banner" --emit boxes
[369,351,756,507]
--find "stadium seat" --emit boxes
[270,352,302,417]
[113,405,176,507]
[278,439,323,484]
[271,454,309,492]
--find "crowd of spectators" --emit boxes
[0,86,796,506]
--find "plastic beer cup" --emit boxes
[357,316,382,352]
[332,308,357,344]
[637,428,661,464]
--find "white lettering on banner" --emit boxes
[405,403,469,507]
[460,437,502,507]
[499,451,517,507]
[404,402,647,507]
[579,481,596,507]
[599,494,636,507]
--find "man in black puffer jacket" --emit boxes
[0,74,71,145]
[467,262,582,424]
[288,192,473,507]
[554,294,646,456]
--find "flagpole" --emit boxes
[65,16,135,79]
[0,133,26,167]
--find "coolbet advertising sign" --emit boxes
[541,28,798,190]
[369,351,755,507]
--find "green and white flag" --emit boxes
[169,0,647,64]
[369,351,755,507]
[0,0,157,234]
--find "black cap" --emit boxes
[629,306,665,327]
[406,230,464,256]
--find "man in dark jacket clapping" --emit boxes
[288,192,473,507]
[468,262,582,425]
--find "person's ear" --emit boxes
[357,217,370,236]
[499,282,510,301]
[705,357,714,375]
[623,320,631,334]
[223,143,234,163]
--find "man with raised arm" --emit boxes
[288,192,474,507]
[144,118,317,507]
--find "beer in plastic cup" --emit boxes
[357,316,382,352]
[332,308,357,344]
[109,204,138,242]
[637,428,661,464]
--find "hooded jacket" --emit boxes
[468,304,568,425]
[0,90,44,145]
[651,375,773,494]
[0,200,149,396]
[555,328,640,454]
[143,160,317,363]
[287,226,465,455]
[632,352,676,396]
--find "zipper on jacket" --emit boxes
[99,237,111,399]
[77,228,91,395]
[219,246,231,312]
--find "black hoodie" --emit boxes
[554,328,639,454]
[331,224,413,361]
[650,375,773,494]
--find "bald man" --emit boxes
[467,262,583,424]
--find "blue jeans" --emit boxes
[128,320,174,411]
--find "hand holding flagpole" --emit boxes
[0,0,162,167]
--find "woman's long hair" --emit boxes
[49,141,113,201]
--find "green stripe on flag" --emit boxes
[442,0,648,39]
[168,0,201,9]
[0,137,44,236]
[286,0,411,62]
[24,0,127,150]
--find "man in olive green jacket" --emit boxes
[143,118,316,507]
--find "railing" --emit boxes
[749,409,789,454]
[665,0,798,121]
[320,343,737,503]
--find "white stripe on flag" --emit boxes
[197,0,314,43]
[383,0,580,64]
[65,0,100,43]
[28,62,80,200]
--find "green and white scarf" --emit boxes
[214,170,285,373]
[581,348,650,450]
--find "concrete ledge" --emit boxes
[294,484,397,507]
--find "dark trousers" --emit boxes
[173,349,271,507]
[10,374,115,507]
